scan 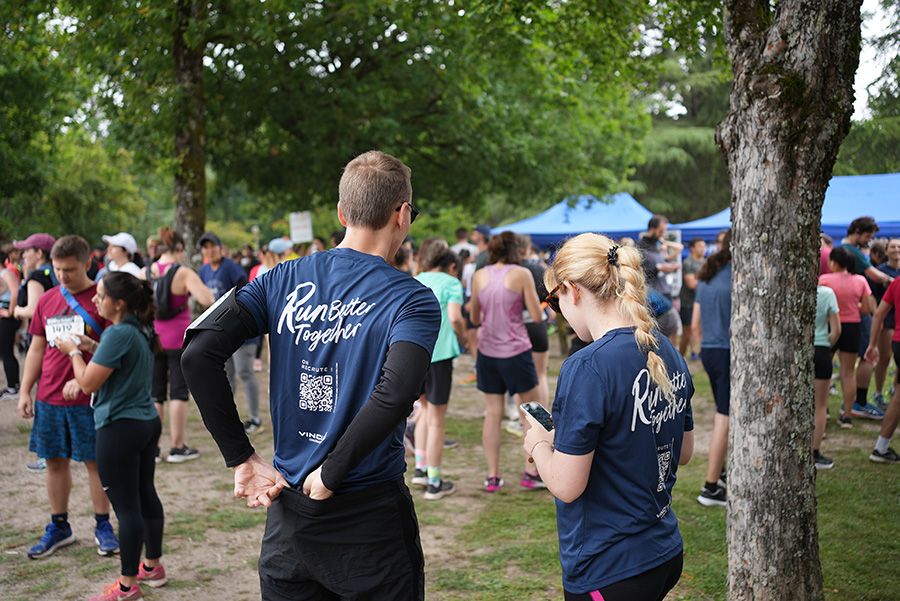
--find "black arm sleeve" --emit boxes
[320,341,431,491]
[181,298,260,467]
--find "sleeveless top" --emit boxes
[153,261,192,350]
[477,264,532,358]
[0,268,12,308]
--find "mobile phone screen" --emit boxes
[521,402,554,431]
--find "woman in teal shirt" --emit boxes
[58,272,167,600]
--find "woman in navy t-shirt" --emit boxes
[523,233,695,601]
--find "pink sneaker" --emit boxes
[483,476,504,493]
[520,471,547,490]
[137,563,168,588]
[88,580,143,601]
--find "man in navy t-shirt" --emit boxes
[198,232,263,434]
[182,151,440,600]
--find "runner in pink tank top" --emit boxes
[470,232,547,493]
[153,262,191,350]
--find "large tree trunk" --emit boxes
[716,1,862,599]
[173,0,206,267]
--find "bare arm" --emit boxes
[1,270,18,312]
[828,312,841,348]
[529,442,594,504]
[864,265,892,285]
[860,293,875,316]
[865,300,890,363]
[691,302,702,344]
[56,338,115,395]
[679,430,694,465]
[519,269,543,324]
[447,302,466,347]
[469,271,484,326]
[183,268,215,307]
[17,335,46,418]
[684,273,698,291]
[13,280,45,320]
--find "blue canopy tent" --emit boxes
[494,193,654,247]
[673,172,900,240]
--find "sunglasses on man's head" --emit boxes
[545,283,562,314]
[395,201,420,224]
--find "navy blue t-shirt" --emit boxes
[236,248,440,491]
[552,328,694,594]
[695,263,732,349]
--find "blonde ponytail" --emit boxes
[545,233,675,400]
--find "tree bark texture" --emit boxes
[716,1,862,600]
[173,0,207,267]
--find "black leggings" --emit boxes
[564,552,683,601]
[96,418,164,577]
[0,317,20,388]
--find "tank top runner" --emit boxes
[153,261,191,350]
[477,264,533,358]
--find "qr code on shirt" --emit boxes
[299,373,334,412]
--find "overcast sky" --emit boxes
[853,0,891,120]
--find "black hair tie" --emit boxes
[607,245,620,267]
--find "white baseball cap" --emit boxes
[102,232,138,255]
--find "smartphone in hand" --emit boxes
[520,402,554,431]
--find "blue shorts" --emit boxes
[700,348,730,416]
[29,402,97,462]
[476,349,538,395]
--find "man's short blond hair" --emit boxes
[338,150,412,230]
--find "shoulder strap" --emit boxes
[60,287,104,336]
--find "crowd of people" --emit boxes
[0,150,897,599]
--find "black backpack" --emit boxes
[148,263,188,320]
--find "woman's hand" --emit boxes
[75,334,98,353]
[56,338,78,356]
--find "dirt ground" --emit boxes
[0,338,885,600]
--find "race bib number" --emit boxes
[46,315,85,347]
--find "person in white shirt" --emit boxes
[450,227,478,259]
[99,233,143,280]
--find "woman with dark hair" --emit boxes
[149,227,213,463]
[470,231,545,492]
[819,246,876,428]
[692,230,732,507]
[57,272,168,600]
[0,248,21,399]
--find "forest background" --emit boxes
[1,0,897,250]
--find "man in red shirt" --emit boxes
[17,235,119,558]
[865,276,900,464]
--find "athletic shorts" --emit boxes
[679,301,694,327]
[564,551,683,601]
[152,349,189,403]
[423,358,453,406]
[858,314,872,359]
[700,348,730,416]
[833,322,860,354]
[29,401,96,462]
[525,321,549,353]
[813,345,833,380]
[657,308,683,339]
[259,480,423,601]
[476,349,538,395]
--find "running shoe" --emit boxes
[697,485,726,507]
[26,458,46,472]
[27,522,76,559]
[424,479,457,500]
[690,352,699,362]
[520,471,547,490]
[869,447,900,464]
[872,392,888,413]
[443,438,459,450]
[0,385,18,400]
[154,447,161,464]
[483,476,504,493]
[95,520,120,556]
[813,451,834,470]
[411,468,428,487]
[837,415,852,429]
[829,384,839,396]
[166,445,200,463]
[137,563,168,588]
[88,580,143,601]
[459,373,477,385]
[503,420,523,437]
[851,402,885,420]
[243,418,264,435]
[717,469,727,490]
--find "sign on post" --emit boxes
[289,211,313,243]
